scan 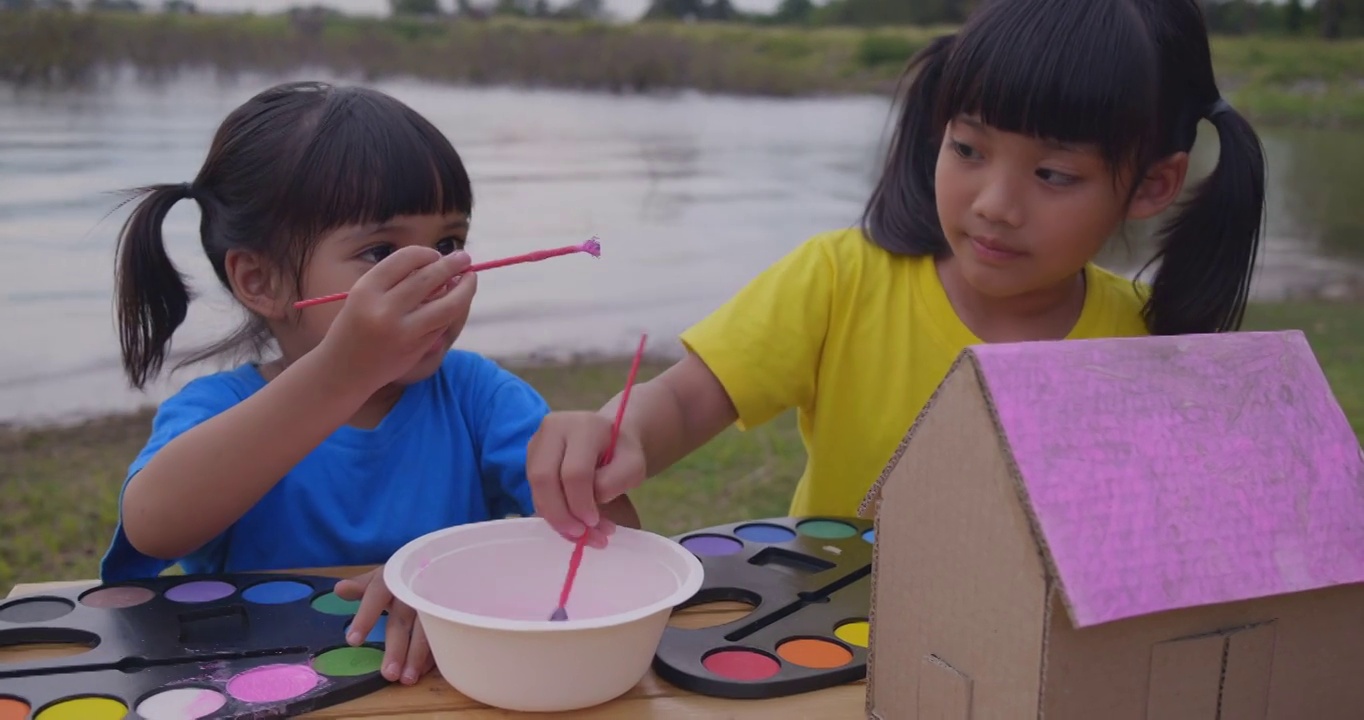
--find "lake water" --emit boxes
[2,70,1362,426]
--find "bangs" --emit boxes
[935,0,1160,171]
[277,87,472,246]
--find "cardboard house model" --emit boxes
[858,330,1364,720]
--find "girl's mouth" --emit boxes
[969,236,1027,262]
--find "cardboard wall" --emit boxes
[868,367,1050,719]
[1040,583,1364,719]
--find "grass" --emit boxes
[1239,302,1364,438]
[3,300,1363,596]
[1,11,1362,126]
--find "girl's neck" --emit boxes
[935,256,1089,344]
[257,357,406,431]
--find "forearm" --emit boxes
[599,357,737,479]
[120,350,373,559]
[597,381,688,479]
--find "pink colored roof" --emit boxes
[971,330,1364,628]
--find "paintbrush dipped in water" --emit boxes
[550,332,648,622]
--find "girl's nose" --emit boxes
[971,173,1025,228]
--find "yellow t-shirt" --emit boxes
[678,228,1151,519]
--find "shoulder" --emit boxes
[769,227,926,286]
[1087,264,1152,331]
[804,227,900,262]
[813,227,931,277]
[129,364,265,477]
[155,364,264,417]
[1088,264,1150,304]
[437,350,534,389]
[435,350,549,414]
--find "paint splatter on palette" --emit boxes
[0,573,390,719]
[653,516,873,699]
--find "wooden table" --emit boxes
[4,567,865,718]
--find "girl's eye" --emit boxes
[1036,168,1079,186]
[436,236,464,255]
[950,139,979,160]
[358,237,464,263]
[359,243,395,263]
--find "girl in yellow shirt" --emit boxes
[526,0,1268,544]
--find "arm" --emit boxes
[532,234,837,538]
[122,245,474,561]
[120,348,372,560]
[598,352,738,480]
[609,234,839,477]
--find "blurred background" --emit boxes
[1,0,1361,590]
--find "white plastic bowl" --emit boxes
[384,517,705,713]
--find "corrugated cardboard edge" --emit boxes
[858,348,963,718]
[858,347,1072,719]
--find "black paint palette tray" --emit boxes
[0,573,391,719]
[652,515,874,699]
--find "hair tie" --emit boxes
[1205,97,1233,120]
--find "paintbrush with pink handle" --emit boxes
[293,236,602,310]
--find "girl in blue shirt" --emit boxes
[100,80,638,686]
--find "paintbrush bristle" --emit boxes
[580,236,602,258]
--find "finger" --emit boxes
[354,245,445,294]
[560,428,607,530]
[333,576,366,602]
[417,249,473,302]
[386,250,469,311]
[527,432,585,539]
[582,525,611,549]
[382,605,414,682]
[401,615,432,685]
[348,579,392,647]
[406,266,478,333]
[535,512,586,543]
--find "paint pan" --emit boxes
[653,515,874,699]
[0,573,390,718]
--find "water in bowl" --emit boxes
[409,535,686,622]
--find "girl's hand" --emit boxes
[527,410,647,545]
[335,567,434,686]
[315,246,475,392]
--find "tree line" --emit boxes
[2,0,1356,38]
[650,0,1358,38]
[392,0,1361,38]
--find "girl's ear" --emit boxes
[224,249,289,319]
[1127,151,1191,221]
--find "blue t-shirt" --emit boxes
[100,350,549,583]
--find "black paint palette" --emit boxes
[652,516,874,699]
[0,573,391,719]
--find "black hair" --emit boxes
[861,0,1266,336]
[113,81,473,389]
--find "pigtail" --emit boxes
[860,34,955,256]
[113,183,197,389]
[1143,103,1266,335]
